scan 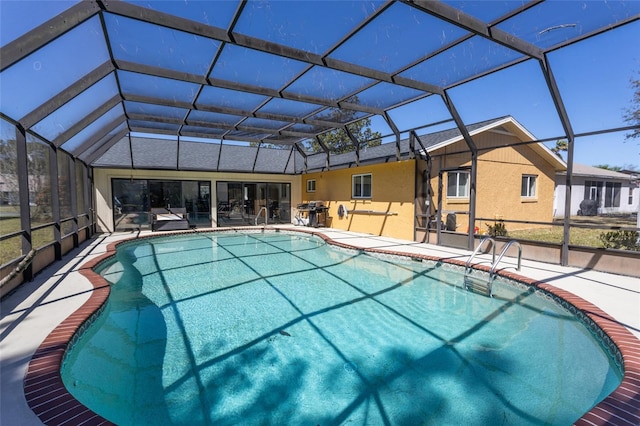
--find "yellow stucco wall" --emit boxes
[428,132,557,233]
[301,160,416,240]
[94,130,557,239]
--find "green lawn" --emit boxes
[507,215,638,248]
[508,226,601,247]
[1,217,23,265]
[1,217,55,266]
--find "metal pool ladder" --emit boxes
[464,238,522,297]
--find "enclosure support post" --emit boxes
[15,126,33,281]
[49,146,62,261]
[442,91,478,251]
[69,157,79,249]
[411,130,433,243]
[312,136,330,171]
[83,163,92,238]
[539,57,575,266]
[383,111,402,161]
[344,126,360,166]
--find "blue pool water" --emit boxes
[62,232,621,425]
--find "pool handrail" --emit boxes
[489,240,522,281]
[255,206,268,226]
[464,236,496,274]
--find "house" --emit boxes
[92,116,566,240]
[301,116,567,242]
[554,164,639,217]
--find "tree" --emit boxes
[0,137,52,221]
[312,117,382,154]
[304,97,382,154]
[251,96,382,153]
[624,73,640,140]
[550,139,568,158]
[249,140,291,149]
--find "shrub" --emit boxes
[486,220,508,237]
[599,230,640,251]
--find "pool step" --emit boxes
[464,275,492,297]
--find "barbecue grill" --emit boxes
[296,201,328,227]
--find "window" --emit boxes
[604,182,621,208]
[306,179,316,192]
[446,171,469,198]
[521,175,537,198]
[352,173,372,198]
[629,191,633,205]
[583,180,603,204]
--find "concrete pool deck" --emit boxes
[1,227,639,425]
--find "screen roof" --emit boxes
[1,1,638,172]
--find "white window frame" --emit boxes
[521,174,537,198]
[446,171,469,198]
[352,173,372,199]
[306,179,316,193]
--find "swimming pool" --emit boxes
[61,231,622,425]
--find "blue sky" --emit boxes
[1,1,638,169]
[380,18,640,169]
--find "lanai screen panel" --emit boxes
[328,1,468,73]
[548,20,640,135]
[178,141,221,171]
[60,105,125,153]
[253,147,293,174]
[257,98,325,119]
[132,137,178,169]
[0,1,81,48]
[0,0,638,173]
[217,144,259,173]
[88,134,131,168]
[118,71,200,105]
[105,12,220,77]
[305,153,331,173]
[233,0,384,54]
[1,15,110,121]
[31,74,120,143]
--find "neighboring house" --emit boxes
[0,173,51,206]
[301,116,567,241]
[0,174,18,205]
[554,164,640,217]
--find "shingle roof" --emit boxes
[561,163,633,179]
[416,117,510,150]
[302,116,516,172]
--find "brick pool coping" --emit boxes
[24,228,640,425]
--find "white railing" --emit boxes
[489,240,522,282]
[464,238,522,297]
[255,207,268,227]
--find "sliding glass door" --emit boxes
[112,178,289,230]
[112,179,149,231]
[216,181,290,226]
[112,179,211,231]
